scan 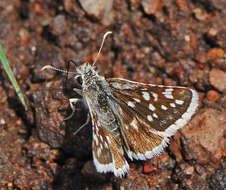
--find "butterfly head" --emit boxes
[76,62,98,82]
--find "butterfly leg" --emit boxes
[64,98,81,120]
[73,114,90,135]
[73,88,82,96]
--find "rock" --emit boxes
[206,90,220,102]
[141,0,162,15]
[79,0,113,25]
[207,48,224,61]
[184,165,194,175]
[51,14,66,35]
[209,69,226,92]
[143,159,158,173]
[193,8,208,21]
[180,108,225,165]
[209,167,226,190]
[176,0,186,12]
[172,162,212,190]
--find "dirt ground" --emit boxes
[0,0,225,189]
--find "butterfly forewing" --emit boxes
[108,78,198,134]
[107,78,199,159]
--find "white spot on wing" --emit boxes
[175,99,184,105]
[142,92,150,101]
[164,94,174,99]
[104,141,108,149]
[130,118,138,131]
[100,135,103,142]
[100,143,103,150]
[147,115,153,122]
[161,105,168,110]
[151,92,158,101]
[93,133,99,145]
[127,101,135,108]
[170,103,176,108]
[133,98,141,103]
[106,136,111,144]
[149,103,156,111]
[162,89,174,99]
[97,147,101,157]
[153,113,158,118]
[166,88,174,92]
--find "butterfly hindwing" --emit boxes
[91,112,130,177]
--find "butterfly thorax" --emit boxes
[77,63,118,130]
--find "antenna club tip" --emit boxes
[41,65,54,71]
[104,31,113,38]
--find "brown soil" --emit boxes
[0,0,225,189]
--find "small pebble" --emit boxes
[0,118,6,125]
[206,90,220,102]
[141,0,162,15]
[209,69,226,92]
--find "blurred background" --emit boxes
[0,0,225,189]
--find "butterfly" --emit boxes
[42,31,199,177]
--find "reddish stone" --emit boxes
[196,63,206,69]
[155,77,163,84]
[209,69,226,92]
[190,35,197,49]
[143,159,158,173]
[141,0,162,15]
[149,176,158,187]
[207,48,225,61]
[34,3,43,14]
[64,0,74,12]
[169,133,183,162]
[79,0,113,25]
[176,0,186,12]
[181,108,225,164]
[206,90,220,102]
[16,119,22,125]
[193,8,208,20]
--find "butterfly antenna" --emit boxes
[41,65,77,74]
[93,31,112,66]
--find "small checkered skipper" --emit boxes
[43,31,199,177]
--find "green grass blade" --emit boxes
[0,44,27,111]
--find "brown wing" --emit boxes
[107,78,199,160]
[91,112,129,177]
